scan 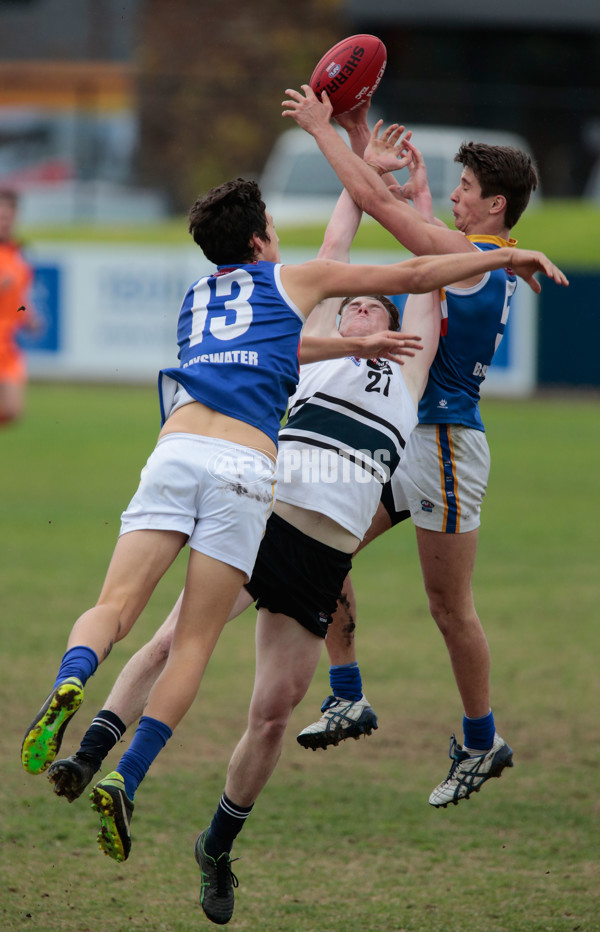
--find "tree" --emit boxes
[136,0,344,211]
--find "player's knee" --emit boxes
[249,706,289,747]
[248,687,300,742]
[427,593,479,638]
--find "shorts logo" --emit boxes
[420,499,434,513]
[207,449,275,486]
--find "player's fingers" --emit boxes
[387,123,405,138]
[553,266,569,285]
[525,275,541,294]
[381,123,401,141]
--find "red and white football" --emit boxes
[309,34,387,116]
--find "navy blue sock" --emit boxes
[78,709,127,770]
[116,715,172,801]
[329,662,363,701]
[204,792,254,858]
[463,710,495,752]
[52,646,98,690]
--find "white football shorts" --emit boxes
[395,423,490,533]
[120,432,276,578]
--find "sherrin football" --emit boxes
[309,34,387,116]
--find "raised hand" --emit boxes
[364,120,413,176]
[282,85,333,134]
[505,248,569,294]
[354,330,423,364]
[392,138,429,200]
[334,99,371,134]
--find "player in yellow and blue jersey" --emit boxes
[284,87,543,807]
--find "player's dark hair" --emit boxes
[339,295,400,331]
[188,178,270,264]
[455,143,538,230]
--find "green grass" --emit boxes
[1,384,600,931]
[22,199,600,269]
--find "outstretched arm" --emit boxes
[282,85,468,257]
[283,247,568,315]
[299,331,422,365]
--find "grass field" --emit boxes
[2,384,600,932]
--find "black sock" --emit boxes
[77,709,127,770]
[204,792,253,858]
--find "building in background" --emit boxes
[0,0,166,223]
[342,0,600,198]
[0,0,598,214]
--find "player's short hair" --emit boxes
[455,142,538,229]
[188,178,270,264]
[339,294,400,331]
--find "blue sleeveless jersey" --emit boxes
[418,237,517,431]
[158,261,305,446]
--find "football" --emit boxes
[309,34,387,116]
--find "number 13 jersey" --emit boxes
[158,261,305,446]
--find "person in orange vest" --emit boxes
[0,189,41,426]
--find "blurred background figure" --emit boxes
[0,189,41,426]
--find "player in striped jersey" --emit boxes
[18,163,554,895]
[284,87,545,808]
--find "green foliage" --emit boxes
[1,385,599,931]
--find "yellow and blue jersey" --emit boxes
[418,236,517,431]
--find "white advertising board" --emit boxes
[23,245,537,395]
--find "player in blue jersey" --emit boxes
[283,86,550,808]
[19,175,550,874]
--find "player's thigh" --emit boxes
[98,528,187,622]
[175,548,247,649]
[252,609,324,715]
[416,525,479,607]
[354,501,393,556]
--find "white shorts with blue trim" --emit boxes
[396,424,490,533]
[120,433,276,578]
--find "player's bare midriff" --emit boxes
[159,399,277,464]
[273,500,360,553]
